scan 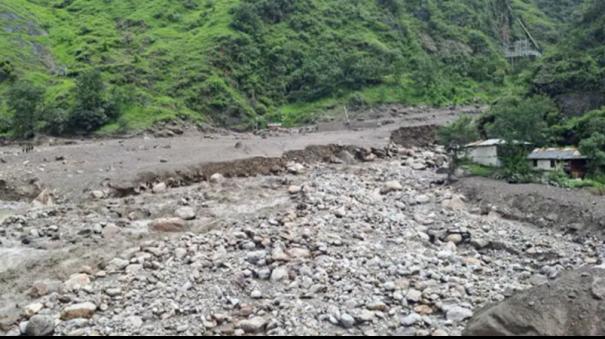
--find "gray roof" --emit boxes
[465,139,530,148]
[528,147,587,160]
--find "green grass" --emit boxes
[0,0,585,135]
[461,161,499,178]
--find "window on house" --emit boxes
[533,160,538,167]
[550,160,556,168]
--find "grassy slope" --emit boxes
[0,0,585,134]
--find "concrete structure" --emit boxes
[464,139,509,167]
[528,147,588,178]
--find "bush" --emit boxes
[0,60,16,83]
[579,132,605,176]
[496,144,535,184]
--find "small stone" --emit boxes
[406,289,423,303]
[149,217,186,232]
[61,302,97,320]
[286,247,311,259]
[411,162,427,171]
[152,182,167,194]
[90,190,105,199]
[446,234,463,245]
[463,257,482,266]
[334,207,347,218]
[340,313,356,329]
[107,258,130,271]
[415,195,431,204]
[239,317,267,334]
[63,273,91,292]
[251,290,263,299]
[287,162,305,174]
[401,313,422,326]
[367,301,387,312]
[446,306,473,323]
[358,310,375,323]
[175,206,196,220]
[432,329,449,337]
[209,173,225,184]
[271,266,289,282]
[23,303,44,318]
[25,315,55,336]
[381,181,403,194]
[105,288,122,297]
[125,316,143,329]
[592,277,605,300]
[288,185,302,195]
[414,305,434,315]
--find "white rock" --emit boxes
[446,306,473,322]
[209,173,225,183]
[175,206,196,220]
[152,182,167,194]
[239,317,267,334]
[340,313,356,329]
[381,181,403,194]
[271,266,289,282]
[287,162,305,174]
[401,313,422,326]
[288,185,302,194]
[23,303,44,318]
[63,274,91,292]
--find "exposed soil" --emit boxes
[0,105,478,202]
[456,177,605,236]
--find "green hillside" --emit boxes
[0,0,585,136]
[531,0,605,116]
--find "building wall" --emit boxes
[465,146,502,167]
[531,159,565,172]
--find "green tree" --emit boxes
[7,81,45,139]
[438,115,480,182]
[69,69,118,132]
[580,132,605,176]
[486,96,559,146]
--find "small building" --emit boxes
[528,147,588,178]
[464,139,520,167]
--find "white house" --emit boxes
[463,139,508,167]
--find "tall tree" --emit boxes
[7,81,45,139]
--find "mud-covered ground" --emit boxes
[0,105,474,201]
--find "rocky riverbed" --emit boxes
[1,145,601,336]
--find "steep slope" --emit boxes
[531,0,605,116]
[0,0,585,134]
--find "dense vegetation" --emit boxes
[0,0,585,137]
[531,0,605,115]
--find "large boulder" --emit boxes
[464,267,605,336]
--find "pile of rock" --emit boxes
[2,146,599,336]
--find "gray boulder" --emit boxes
[464,267,605,336]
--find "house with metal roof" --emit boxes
[528,147,588,178]
[464,139,530,167]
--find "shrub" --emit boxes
[0,60,16,83]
